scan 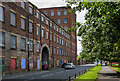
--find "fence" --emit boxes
[68,66,94,81]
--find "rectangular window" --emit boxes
[37,42,39,52]
[21,17,25,30]
[41,28,44,37]
[64,10,67,15]
[62,49,63,55]
[41,16,44,21]
[51,11,54,16]
[62,30,63,35]
[64,18,67,23]
[21,0,25,9]
[50,33,52,41]
[21,38,26,50]
[36,12,39,18]
[57,27,59,31]
[64,26,67,31]
[0,32,5,47]
[37,26,39,36]
[59,28,61,33]
[57,36,59,43]
[29,40,33,51]
[57,19,61,24]
[54,25,56,30]
[54,47,56,54]
[60,38,61,44]
[57,11,60,15]
[57,48,59,55]
[10,12,16,26]
[50,23,52,27]
[50,46,52,54]
[11,35,16,49]
[29,22,33,33]
[29,6,33,14]
[60,49,61,55]
[46,19,48,25]
[0,6,4,22]
[62,39,64,45]
[54,35,56,42]
[46,31,48,39]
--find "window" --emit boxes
[64,18,67,23]
[46,31,48,39]
[11,35,16,49]
[57,36,59,43]
[44,11,48,15]
[52,19,54,21]
[60,49,61,55]
[21,0,25,9]
[57,48,59,55]
[57,19,61,24]
[54,35,56,42]
[41,28,44,37]
[36,12,39,18]
[10,12,16,26]
[51,11,54,16]
[54,47,56,54]
[57,11,60,15]
[60,38,61,44]
[21,17,25,30]
[62,39,64,45]
[21,38,26,50]
[0,6,4,22]
[64,10,67,15]
[62,49,63,55]
[0,32,5,47]
[37,26,39,36]
[50,46,52,54]
[37,42,39,52]
[59,28,61,33]
[64,26,67,31]
[50,33,52,41]
[29,40,33,51]
[29,22,33,33]
[54,25,56,30]
[50,22,52,27]
[62,30,63,35]
[57,27,58,31]
[41,16,44,21]
[46,19,48,25]
[29,6,33,14]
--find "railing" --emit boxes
[68,66,94,81]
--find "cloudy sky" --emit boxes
[30,0,86,55]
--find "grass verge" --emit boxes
[74,65,101,81]
[111,67,120,72]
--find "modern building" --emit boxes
[0,1,77,74]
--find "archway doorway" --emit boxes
[42,47,49,70]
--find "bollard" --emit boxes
[69,76,71,81]
[75,73,76,79]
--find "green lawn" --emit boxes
[74,65,101,81]
[111,67,120,72]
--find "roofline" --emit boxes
[39,6,71,10]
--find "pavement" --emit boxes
[96,65,120,81]
[2,64,96,81]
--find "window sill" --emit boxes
[11,24,16,27]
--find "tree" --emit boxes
[67,2,120,66]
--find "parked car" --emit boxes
[61,63,67,68]
[65,63,75,69]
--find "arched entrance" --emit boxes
[42,47,49,70]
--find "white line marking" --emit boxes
[41,74,53,77]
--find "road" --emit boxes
[2,64,96,81]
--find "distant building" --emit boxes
[0,1,77,74]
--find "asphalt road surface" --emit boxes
[2,64,96,81]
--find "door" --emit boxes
[11,59,16,70]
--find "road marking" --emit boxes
[41,74,53,77]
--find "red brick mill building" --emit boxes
[0,0,77,74]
